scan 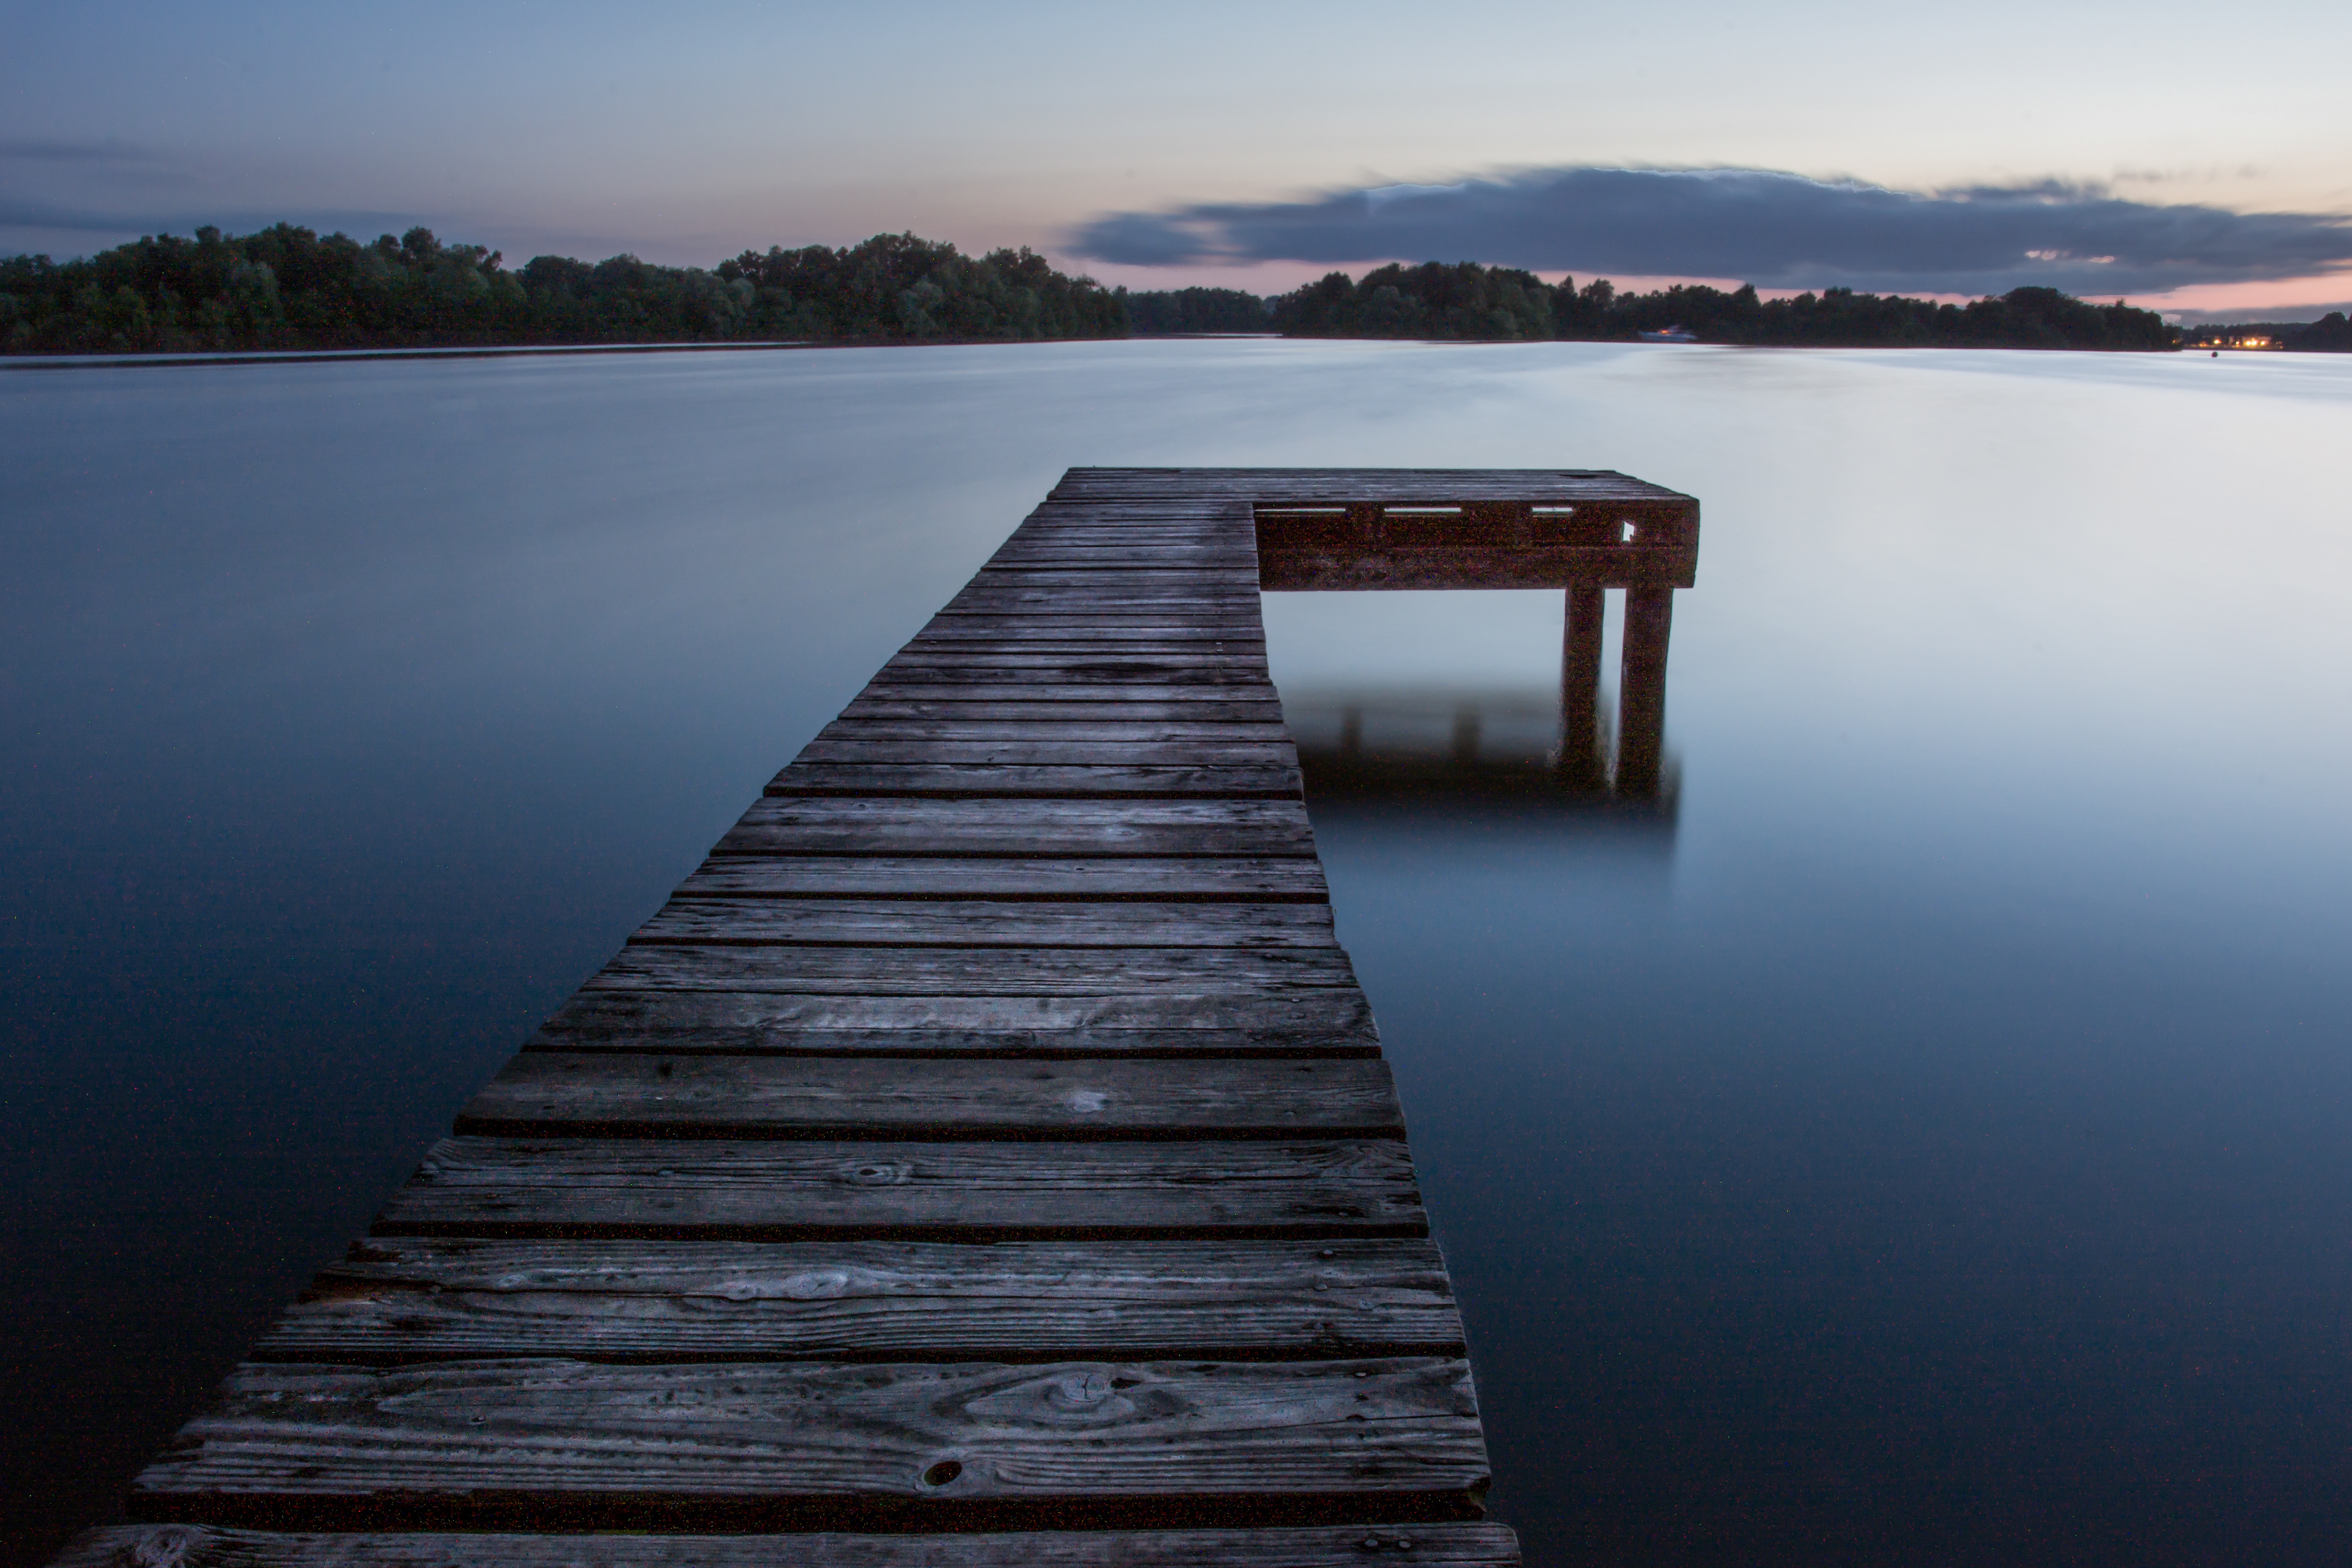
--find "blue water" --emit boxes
[5,341,2348,1565]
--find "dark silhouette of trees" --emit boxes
[1261,267,2175,349]
[2,225,2198,355]
[1,226,1125,353]
[1154,269,2174,350]
[1125,288,1273,335]
[1271,262,1555,339]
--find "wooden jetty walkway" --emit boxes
[64,467,1697,1568]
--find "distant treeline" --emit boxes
[5,222,2249,355]
[2179,313,2352,351]
[0,225,1125,353]
[1234,262,2179,349]
[1123,287,1274,334]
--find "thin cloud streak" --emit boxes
[0,138,168,164]
[1068,168,2352,297]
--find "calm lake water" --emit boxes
[5,341,2350,1566]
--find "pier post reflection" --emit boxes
[1560,580,1607,791]
[1613,585,1674,799]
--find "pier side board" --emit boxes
[66,470,1698,1567]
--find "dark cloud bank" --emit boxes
[1070,168,2352,298]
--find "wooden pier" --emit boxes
[62,467,1697,1568]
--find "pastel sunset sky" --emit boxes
[7,0,2348,317]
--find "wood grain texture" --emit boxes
[814,721,1294,741]
[630,898,1337,948]
[581,944,1361,997]
[838,700,1284,723]
[879,651,1270,672]
[371,1136,1427,1240]
[715,798,1316,860]
[786,741,1296,767]
[526,995,1379,1058]
[530,988,1378,1040]
[672,857,1330,902]
[921,615,1269,633]
[866,665,1275,689]
[455,1055,1402,1140]
[942,603,1264,620]
[58,1523,1520,1566]
[131,1356,1490,1531]
[761,765,1304,800]
[258,1236,1462,1364]
[855,685,1283,705]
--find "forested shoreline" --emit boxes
[9,222,2318,355]
[1259,262,2181,349]
[0,226,1125,353]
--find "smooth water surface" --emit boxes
[4,341,2348,1566]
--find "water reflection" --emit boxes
[1288,680,1680,831]
[1284,569,1685,837]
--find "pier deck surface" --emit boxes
[65,468,1697,1568]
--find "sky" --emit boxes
[5,0,2350,317]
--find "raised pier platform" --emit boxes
[62,467,1696,1567]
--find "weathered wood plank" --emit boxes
[131,1356,1490,1531]
[867,665,1275,688]
[530,989,1378,1043]
[711,821,1309,857]
[983,551,1259,569]
[715,798,1316,860]
[902,638,1269,656]
[947,596,1263,613]
[582,945,1359,996]
[963,584,1263,601]
[875,658,1270,682]
[786,743,1296,772]
[945,595,1261,613]
[763,764,1305,799]
[371,1137,1427,1240]
[839,700,1284,723]
[921,613,1267,631]
[900,640,1268,659]
[855,684,1285,705]
[59,1522,1522,1566]
[814,720,1296,739]
[456,1055,1401,1140]
[673,856,1330,901]
[632,898,1337,948]
[257,1237,1462,1365]
[728,798,1312,828]
[971,567,1261,582]
[528,1017,1379,1062]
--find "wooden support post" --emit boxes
[1559,581,1606,791]
[1616,586,1674,797]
